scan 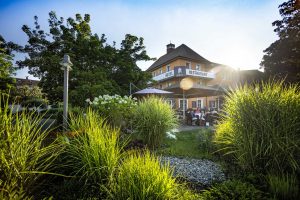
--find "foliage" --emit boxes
[16,85,44,101]
[197,128,215,154]
[16,11,153,106]
[133,96,178,149]
[200,179,267,200]
[214,81,300,174]
[20,98,48,109]
[0,93,63,198]
[87,94,137,128]
[63,108,125,197]
[261,0,300,83]
[0,35,16,92]
[266,173,299,200]
[111,150,197,200]
[156,129,215,159]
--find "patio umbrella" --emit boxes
[133,87,173,95]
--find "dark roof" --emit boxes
[16,78,39,87]
[146,44,218,71]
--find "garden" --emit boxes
[1,80,300,199]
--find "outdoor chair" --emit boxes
[186,111,197,126]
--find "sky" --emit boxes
[0,0,283,80]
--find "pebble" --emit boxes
[160,156,225,186]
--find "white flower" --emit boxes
[166,132,177,140]
[85,98,91,103]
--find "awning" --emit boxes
[133,87,173,95]
[165,84,227,98]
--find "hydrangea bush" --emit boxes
[86,95,137,129]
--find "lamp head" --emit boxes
[60,54,73,71]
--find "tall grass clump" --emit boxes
[266,173,299,200]
[215,80,300,174]
[111,150,196,200]
[64,108,125,197]
[0,93,62,198]
[133,96,178,149]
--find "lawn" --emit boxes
[156,128,216,160]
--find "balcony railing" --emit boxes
[186,69,215,79]
[153,70,174,81]
[152,68,215,81]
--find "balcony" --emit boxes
[152,67,215,82]
[153,70,174,81]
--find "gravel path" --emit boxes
[160,156,225,186]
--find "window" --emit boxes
[153,72,156,77]
[160,69,163,74]
[209,100,216,108]
[166,99,175,108]
[186,62,191,69]
[167,65,170,72]
[167,82,172,87]
[192,101,197,108]
[196,64,201,71]
[179,99,187,110]
[160,84,162,89]
[198,80,203,85]
[197,99,202,108]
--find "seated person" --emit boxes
[186,110,197,125]
[195,107,200,114]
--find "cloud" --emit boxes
[0,0,282,79]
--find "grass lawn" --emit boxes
[156,128,216,160]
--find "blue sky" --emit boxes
[0,0,283,79]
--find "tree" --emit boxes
[260,0,300,83]
[16,85,44,100]
[17,12,153,106]
[0,35,16,92]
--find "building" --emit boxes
[146,43,240,111]
[15,76,39,89]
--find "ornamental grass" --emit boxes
[0,93,63,199]
[215,80,300,174]
[133,96,178,149]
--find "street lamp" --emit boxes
[60,54,73,131]
[179,77,193,120]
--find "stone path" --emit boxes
[160,156,225,186]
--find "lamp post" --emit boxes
[60,54,73,131]
[180,77,193,121]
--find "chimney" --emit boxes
[166,43,175,54]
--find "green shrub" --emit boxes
[63,108,125,197]
[21,98,48,109]
[197,128,215,154]
[0,93,62,198]
[266,173,299,200]
[88,94,137,129]
[111,150,197,200]
[215,81,300,173]
[200,179,267,200]
[133,96,178,149]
